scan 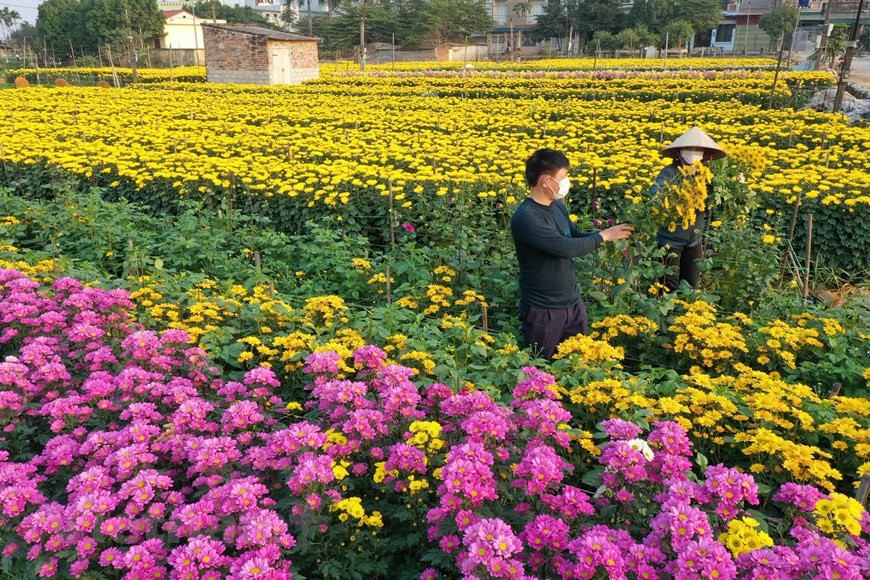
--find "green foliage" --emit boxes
[676,0,723,34]
[629,0,722,39]
[306,0,491,51]
[616,25,657,50]
[530,1,568,45]
[183,0,279,28]
[412,0,493,46]
[37,0,164,57]
[758,4,800,41]
[569,0,624,38]
[663,20,695,47]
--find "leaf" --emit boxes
[581,467,603,488]
[746,509,771,533]
[695,452,709,473]
[153,257,163,269]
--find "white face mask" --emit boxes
[552,177,570,200]
[680,149,705,165]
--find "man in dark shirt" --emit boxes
[510,149,634,360]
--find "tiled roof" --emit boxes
[201,24,317,42]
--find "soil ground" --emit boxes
[844,55,870,89]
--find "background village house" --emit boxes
[153,10,226,66]
[201,24,319,85]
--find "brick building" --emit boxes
[201,24,319,85]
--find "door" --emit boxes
[270,46,292,84]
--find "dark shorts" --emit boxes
[519,301,589,361]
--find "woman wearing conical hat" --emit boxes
[652,126,727,292]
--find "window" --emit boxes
[715,24,735,43]
[494,1,509,24]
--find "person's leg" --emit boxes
[662,246,683,292]
[679,243,703,288]
[559,301,589,345]
[522,306,567,360]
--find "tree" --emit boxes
[593,30,619,51]
[309,1,398,51]
[530,2,568,48]
[629,0,720,44]
[570,0,624,51]
[37,0,85,56]
[627,0,672,35]
[414,0,492,46]
[183,0,278,28]
[512,1,531,22]
[758,3,798,48]
[662,19,694,47]
[676,0,722,34]
[37,0,164,57]
[0,7,22,41]
[10,22,37,48]
[616,24,656,50]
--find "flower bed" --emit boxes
[1,267,869,578]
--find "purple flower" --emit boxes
[402,222,416,233]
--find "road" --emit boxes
[845,55,870,89]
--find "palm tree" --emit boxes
[296,0,337,36]
[0,8,22,42]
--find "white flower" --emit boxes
[627,438,655,460]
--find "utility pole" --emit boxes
[832,0,866,112]
[816,0,834,69]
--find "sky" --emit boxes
[1,0,40,25]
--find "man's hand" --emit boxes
[599,223,634,242]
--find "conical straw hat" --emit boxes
[660,126,727,160]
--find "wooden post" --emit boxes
[779,191,802,284]
[786,191,802,245]
[767,35,785,109]
[856,474,870,506]
[107,45,120,88]
[803,214,813,300]
[69,39,78,68]
[386,179,396,305]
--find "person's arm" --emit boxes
[555,202,604,240]
[513,209,603,258]
[650,164,679,195]
[513,210,633,259]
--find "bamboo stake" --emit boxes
[779,191,803,284]
[386,179,396,305]
[803,214,813,300]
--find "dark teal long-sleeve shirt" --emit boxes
[510,198,603,310]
